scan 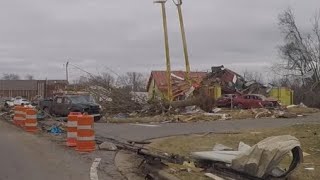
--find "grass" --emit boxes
[149,124,320,180]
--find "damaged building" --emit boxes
[147,71,207,100]
[147,66,293,106]
[0,80,68,100]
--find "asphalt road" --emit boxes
[2,113,319,180]
[0,120,123,180]
[95,113,320,141]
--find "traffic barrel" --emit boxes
[67,112,82,147]
[76,115,95,152]
[13,106,22,125]
[14,106,26,127]
[24,108,38,133]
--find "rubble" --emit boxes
[212,144,233,151]
[192,135,303,179]
[204,173,226,180]
[99,142,118,151]
[203,66,271,95]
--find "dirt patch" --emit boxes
[115,150,145,180]
[287,107,320,114]
[148,124,320,180]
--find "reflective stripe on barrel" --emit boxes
[26,115,37,119]
[67,132,77,138]
[67,121,77,127]
[77,125,93,130]
[77,136,95,141]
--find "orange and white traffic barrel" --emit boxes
[67,112,82,147]
[76,115,95,152]
[13,106,26,127]
[20,106,29,128]
[25,108,38,133]
[13,106,21,125]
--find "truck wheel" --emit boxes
[94,116,101,122]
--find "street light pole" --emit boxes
[173,0,191,82]
[66,61,69,83]
[154,0,173,101]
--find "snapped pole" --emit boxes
[175,1,191,82]
[66,61,69,83]
[158,1,173,101]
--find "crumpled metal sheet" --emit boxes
[231,135,303,178]
[192,135,303,178]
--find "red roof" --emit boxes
[147,71,208,92]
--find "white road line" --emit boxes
[90,158,102,180]
[131,124,160,127]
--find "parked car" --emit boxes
[233,94,279,109]
[39,94,101,122]
[4,99,14,108]
[13,97,30,106]
[216,94,238,108]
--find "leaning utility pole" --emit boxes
[172,0,191,82]
[154,0,173,101]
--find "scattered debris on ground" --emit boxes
[148,124,320,180]
[192,135,302,179]
[105,106,319,124]
[99,141,118,151]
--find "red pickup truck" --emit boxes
[232,94,279,109]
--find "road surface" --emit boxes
[0,120,123,180]
[95,113,320,141]
[2,113,319,180]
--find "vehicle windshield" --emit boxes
[83,95,96,103]
[255,95,266,100]
[68,95,95,104]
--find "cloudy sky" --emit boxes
[0,0,319,81]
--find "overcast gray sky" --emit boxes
[0,0,319,81]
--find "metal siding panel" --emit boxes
[37,81,46,98]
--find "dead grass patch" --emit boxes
[149,124,320,180]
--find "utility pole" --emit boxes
[66,61,69,83]
[173,0,191,82]
[154,0,173,101]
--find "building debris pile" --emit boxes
[85,85,147,115]
[105,104,319,124]
[93,66,317,122]
[203,66,271,95]
[139,135,304,180]
[107,134,304,180]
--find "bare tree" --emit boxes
[25,74,34,80]
[2,73,20,80]
[116,72,147,92]
[243,70,264,84]
[275,9,320,107]
[278,8,320,90]
[92,73,115,87]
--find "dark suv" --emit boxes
[39,94,101,121]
